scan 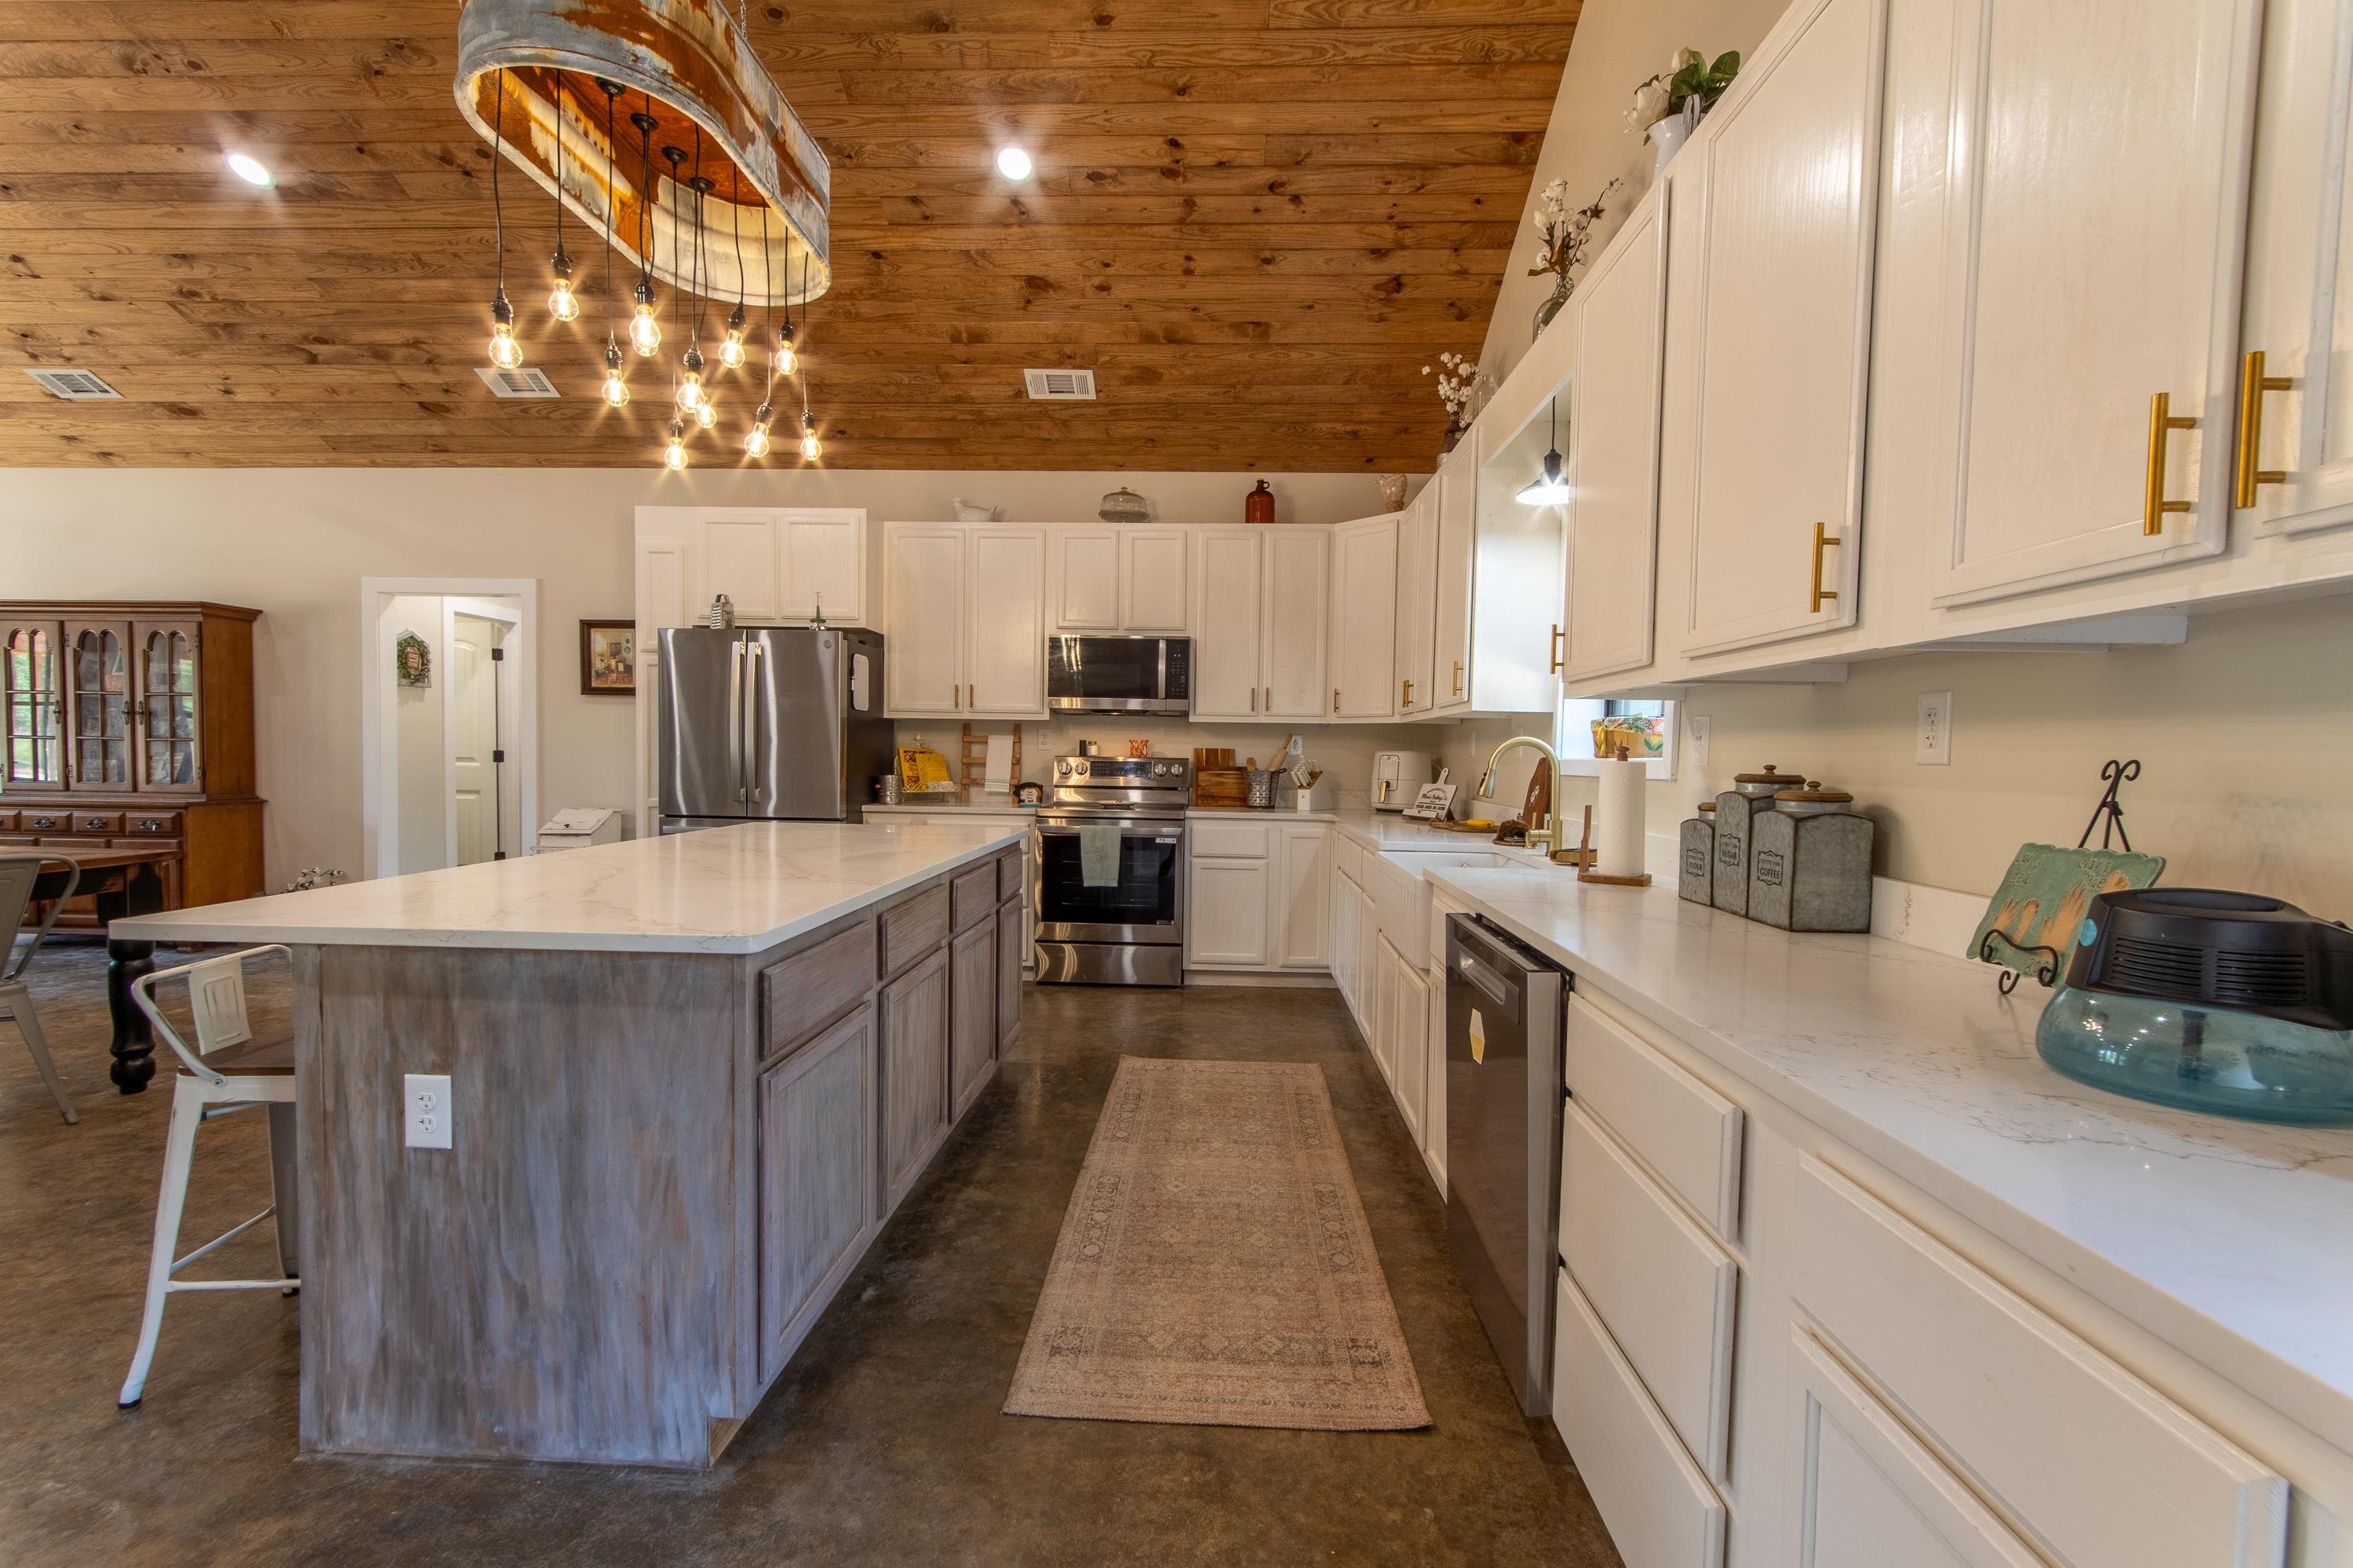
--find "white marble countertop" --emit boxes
[110,821,1025,955]
[1427,867,2353,1457]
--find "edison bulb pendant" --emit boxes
[719,304,748,370]
[696,398,719,431]
[547,249,580,323]
[629,280,661,356]
[676,373,704,413]
[662,420,689,471]
[799,410,821,460]
[599,344,629,409]
[745,423,771,458]
[775,322,799,378]
[486,291,523,370]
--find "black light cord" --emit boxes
[490,69,505,292]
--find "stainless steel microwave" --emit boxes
[1046,635,1192,715]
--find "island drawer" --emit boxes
[996,846,1024,902]
[761,920,877,1059]
[950,863,997,930]
[1565,993,1743,1242]
[125,810,183,836]
[73,811,126,835]
[18,810,67,835]
[880,882,951,977]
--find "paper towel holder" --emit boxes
[1573,804,1653,888]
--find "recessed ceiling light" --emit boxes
[995,146,1033,181]
[224,151,273,187]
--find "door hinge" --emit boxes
[494,849,507,860]
[490,646,505,662]
[492,748,505,763]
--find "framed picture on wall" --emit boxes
[578,620,636,697]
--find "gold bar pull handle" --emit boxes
[1452,659,1463,697]
[1808,522,1842,613]
[1401,677,1414,708]
[2144,391,2198,535]
[2235,350,2291,508]
[1332,686,1340,715]
[1547,623,1565,675]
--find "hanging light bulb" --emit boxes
[697,398,719,431]
[630,279,661,356]
[486,289,523,370]
[799,409,821,460]
[745,401,774,458]
[599,342,630,408]
[663,419,689,471]
[1515,395,1572,505]
[774,317,798,378]
[719,303,748,369]
[675,345,705,412]
[548,247,580,322]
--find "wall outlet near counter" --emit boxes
[405,1072,453,1149]
[1685,714,1710,769]
[1917,692,1953,766]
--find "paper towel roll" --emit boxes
[1594,757,1646,879]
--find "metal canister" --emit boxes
[876,775,902,805]
[1678,800,1716,905]
[1712,765,1798,915]
[1748,782,1874,932]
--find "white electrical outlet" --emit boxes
[1686,714,1711,769]
[1917,691,1954,765]
[404,1072,453,1150]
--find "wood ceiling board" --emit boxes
[0,0,1579,469]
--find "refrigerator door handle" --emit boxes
[728,639,746,802]
[744,639,765,802]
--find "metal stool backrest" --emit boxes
[2,852,78,986]
[129,945,291,1089]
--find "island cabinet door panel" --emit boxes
[995,893,1023,1050]
[1191,529,1264,719]
[758,1006,877,1386]
[879,948,952,1214]
[1330,516,1400,719]
[1923,0,2261,604]
[884,526,966,715]
[1262,527,1332,719]
[1678,0,1884,657]
[949,913,996,1121]
[965,529,1047,717]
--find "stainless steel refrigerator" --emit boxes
[657,626,892,832]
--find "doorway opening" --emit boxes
[359,579,538,879]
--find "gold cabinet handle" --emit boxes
[2144,391,2198,535]
[1547,624,1564,675]
[2235,350,2291,508]
[1401,677,1414,707]
[1249,686,1258,713]
[1332,686,1340,714]
[1808,522,1842,613]
[1452,659,1463,697]
[953,683,961,710]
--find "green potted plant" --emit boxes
[1626,47,1741,177]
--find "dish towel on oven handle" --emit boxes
[1079,824,1122,887]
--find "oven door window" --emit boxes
[1047,637,1163,702]
[1036,829,1178,930]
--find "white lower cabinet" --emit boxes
[1185,820,1328,973]
[1271,824,1330,970]
[1186,857,1271,968]
[1371,935,1427,1141]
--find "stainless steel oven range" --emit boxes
[1033,754,1189,987]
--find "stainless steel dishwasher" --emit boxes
[1444,913,1568,1417]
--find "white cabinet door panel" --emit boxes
[965,529,1045,716]
[1430,454,1476,712]
[1273,824,1330,970]
[1120,529,1192,631]
[1051,529,1120,631]
[1331,516,1399,719]
[1396,494,1437,713]
[1262,527,1332,719]
[697,511,785,621]
[884,526,965,715]
[1186,857,1271,967]
[1564,187,1670,684]
[780,510,865,625]
[1192,529,1263,719]
[1926,0,2261,602]
[1681,0,1884,656]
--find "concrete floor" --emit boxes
[0,942,1620,1567]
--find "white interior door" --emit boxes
[1331,516,1398,719]
[1564,186,1670,685]
[2240,0,2353,538]
[1430,452,1475,712]
[1926,0,2263,603]
[1191,529,1263,718]
[965,529,1047,715]
[884,526,966,715]
[447,612,504,868]
[1261,527,1331,719]
[1681,0,1885,656]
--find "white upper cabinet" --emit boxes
[1919,0,2262,606]
[883,525,966,715]
[778,511,868,626]
[965,529,1046,715]
[1395,491,1438,715]
[1049,528,1121,631]
[1261,527,1332,719]
[1563,184,1670,686]
[1331,515,1401,719]
[1429,449,1477,714]
[2237,0,2353,540]
[1120,528,1192,632]
[676,507,871,628]
[697,511,786,621]
[1192,529,1266,719]
[1676,0,1885,657]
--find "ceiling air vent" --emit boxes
[1023,369,1097,401]
[474,366,561,398]
[25,368,122,400]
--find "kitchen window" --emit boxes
[1556,695,1677,780]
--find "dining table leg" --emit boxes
[106,937,158,1094]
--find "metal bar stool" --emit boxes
[1,852,81,1125]
[117,944,299,1410]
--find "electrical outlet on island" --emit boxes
[405,1072,453,1150]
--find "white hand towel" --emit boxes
[984,733,1013,794]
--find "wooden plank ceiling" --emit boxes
[0,1,1578,471]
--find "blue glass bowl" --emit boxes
[2037,984,2353,1125]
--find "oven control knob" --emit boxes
[1058,760,1073,776]
[1151,762,1168,777]
[1074,759,1089,777]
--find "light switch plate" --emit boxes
[404,1072,453,1150]
[1917,691,1953,766]
[1686,714,1710,769]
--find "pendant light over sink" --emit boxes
[1517,396,1572,505]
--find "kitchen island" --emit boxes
[111,820,1030,1468]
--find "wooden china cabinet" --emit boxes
[1,601,265,922]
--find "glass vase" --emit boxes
[1533,271,1573,339]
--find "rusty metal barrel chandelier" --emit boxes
[455,0,830,467]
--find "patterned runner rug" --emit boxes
[1004,1057,1430,1431]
